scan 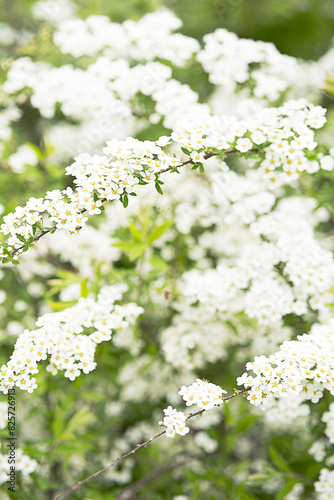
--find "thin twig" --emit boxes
[11,227,55,256]
[53,388,250,500]
[53,430,166,500]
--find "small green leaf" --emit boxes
[269,446,292,473]
[65,407,95,435]
[113,241,135,253]
[276,479,298,500]
[147,221,173,244]
[80,278,88,298]
[37,476,58,491]
[128,222,142,241]
[52,407,64,441]
[155,182,163,195]
[149,255,169,271]
[246,473,273,486]
[48,300,77,310]
[122,193,129,208]
[129,243,147,260]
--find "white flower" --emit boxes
[235,137,253,152]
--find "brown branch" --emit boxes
[156,149,243,175]
[53,388,249,500]
[53,430,166,500]
[11,227,55,256]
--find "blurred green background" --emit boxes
[1,0,334,59]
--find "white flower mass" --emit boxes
[1,4,334,496]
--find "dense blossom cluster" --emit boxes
[160,406,190,439]
[54,9,199,63]
[3,56,207,141]
[237,322,334,411]
[197,29,322,103]
[0,99,330,262]
[160,380,226,438]
[180,196,334,328]
[161,306,236,369]
[0,284,143,393]
[178,379,227,409]
[2,9,205,162]
[314,469,334,499]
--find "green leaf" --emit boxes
[246,473,273,486]
[154,182,163,195]
[52,407,64,441]
[113,241,135,253]
[269,445,292,473]
[234,414,258,433]
[149,255,169,271]
[80,278,88,298]
[276,479,298,500]
[198,163,205,173]
[25,142,43,159]
[128,222,142,241]
[37,476,58,491]
[147,221,173,244]
[122,193,129,207]
[48,300,77,310]
[55,270,80,282]
[129,243,147,260]
[64,407,95,435]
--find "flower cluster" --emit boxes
[0,99,329,263]
[0,284,143,393]
[2,9,206,163]
[236,321,334,409]
[161,306,236,370]
[160,406,190,439]
[180,195,334,327]
[314,469,334,499]
[4,56,207,143]
[54,9,199,64]
[32,0,76,26]
[309,440,327,463]
[160,379,226,438]
[197,28,322,104]
[178,379,227,410]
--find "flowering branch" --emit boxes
[1,101,327,264]
[53,387,249,500]
[7,147,255,260]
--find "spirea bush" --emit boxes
[1,1,334,499]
